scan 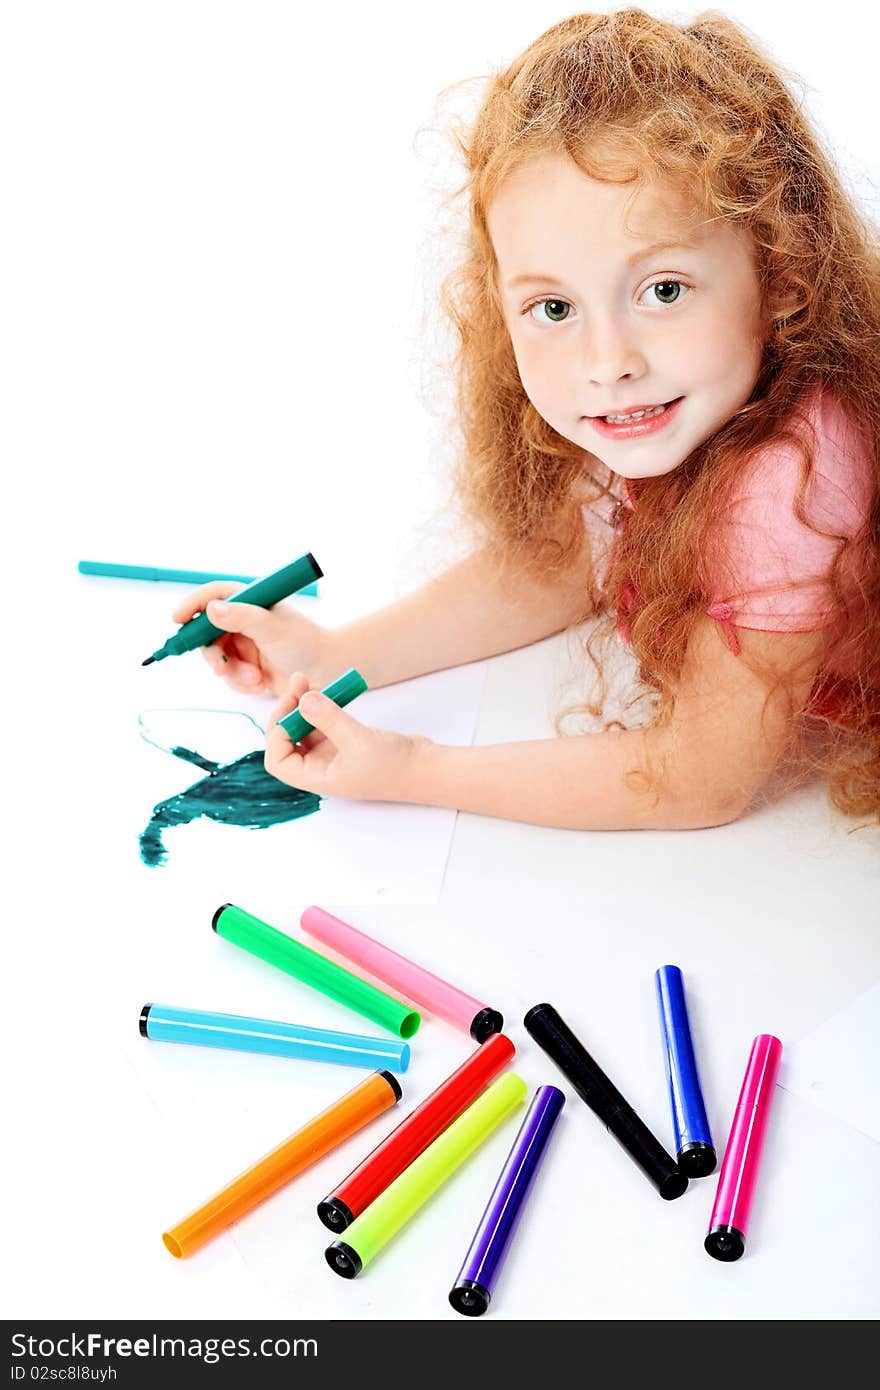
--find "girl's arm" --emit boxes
[267,619,826,831]
[330,534,599,690]
[173,525,597,696]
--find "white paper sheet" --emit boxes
[778,981,880,1143]
[73,576,487,904]
[129,663,487,904]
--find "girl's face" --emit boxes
[488,152,766,480]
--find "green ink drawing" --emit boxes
[138,709,320,867]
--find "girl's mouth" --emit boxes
[586,396,685,439]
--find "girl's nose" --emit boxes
[581,316,647,386]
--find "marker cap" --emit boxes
[677,1141,717,1178]
[316,1196,355,1232]
[325,1241,362,1279]
[449,1280,491,1317]
[704,1224,746,1262]
[470,1007,504,1043]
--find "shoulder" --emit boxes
[736,384,875,537]
[703,385,876,630]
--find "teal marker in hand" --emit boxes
[142,552,322,666]
[278,669,368,743]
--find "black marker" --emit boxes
[524,1002,687,1200]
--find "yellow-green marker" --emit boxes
[212,903,420,1040]
[324,1072,527,1278]
[277,668,368,744]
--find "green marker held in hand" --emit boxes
[278,669,368,744]
[142,552,322,665]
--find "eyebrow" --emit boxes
[505,240,701,289]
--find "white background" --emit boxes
[3,0,879,1323]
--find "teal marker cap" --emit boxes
[142,552,322,665]
[278,669,368,743]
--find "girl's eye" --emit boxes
[641,279,687,306]
[527,298,572,324]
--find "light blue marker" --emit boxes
[78,559,319,595]
[139,1004,410,1072]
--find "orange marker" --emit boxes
[162,1069,401,1258]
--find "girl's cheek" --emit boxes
[669,321,727,379]
[528,366,570,418]
[511,341,552,402]
[693,327,756,383]
[519,334,566,385]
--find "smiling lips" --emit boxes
[591,398,678,419]
[586,396,684,438]
[604,404,668,424]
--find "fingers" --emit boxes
[267,678,361,766]
[265,674,313,773]
[203,597,281,642]
[195,631,265,691]
[266,673,311,732]
[171,581,244,625]
[202,645,268,692]
[292,689,360,744]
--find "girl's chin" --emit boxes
[596,454,686,480]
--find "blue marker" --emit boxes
[140,1004,410,1072]
[654,965,716,1177]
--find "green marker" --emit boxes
[212,903,420,1040]
[278,668,368,744]
[325,1073,527,1278]
[141,552,322,665]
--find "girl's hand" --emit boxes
[170,582,329,697]
[264,674,429,803]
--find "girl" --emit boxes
[173,8,879,831]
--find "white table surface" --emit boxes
[6,627,879,1321]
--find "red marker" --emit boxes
[316,1032,515,1232]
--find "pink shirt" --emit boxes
[581,385,875,700]
[700,386,873,666]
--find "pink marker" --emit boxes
[705,1034,783,1262]
[299,906,503,1042]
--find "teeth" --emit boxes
[604,403,668,424]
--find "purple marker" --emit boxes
[449,1084,565,1316]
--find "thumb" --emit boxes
[297,689,360,742]
[205,598,277,639]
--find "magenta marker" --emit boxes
[705,1034,783,1262]
[300,906,503,1042]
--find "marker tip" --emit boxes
[142,656,155,666]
